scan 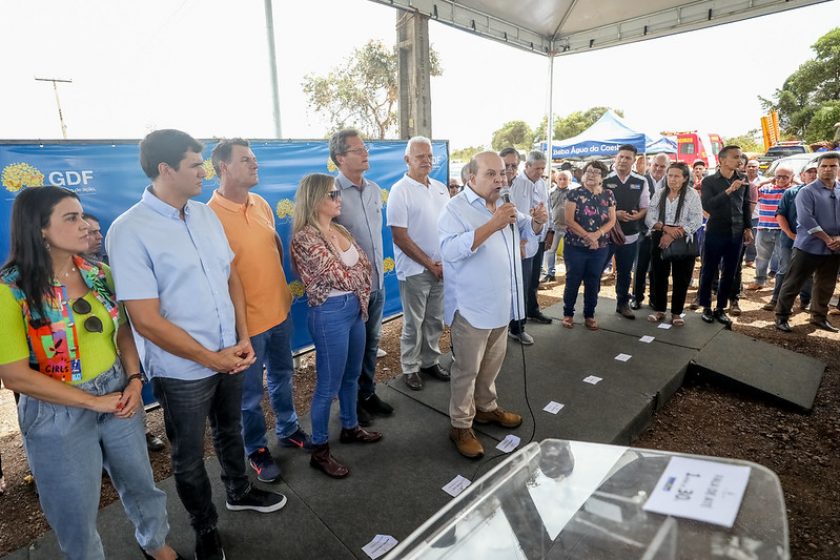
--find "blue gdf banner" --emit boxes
[0,139,449,356]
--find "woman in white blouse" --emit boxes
[645,162,703,326]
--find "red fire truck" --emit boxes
[664,131,725,168]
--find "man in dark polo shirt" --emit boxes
[603,144,649,319]
[698,145,754,326]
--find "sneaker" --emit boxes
[359,393,394,416]
[226,486,287,513]
[194,528,225,560]
[616,305,636,320]
[508,331,534,345]
[279,428,313,450]
[474,407,523,428]
[247,448,281,483]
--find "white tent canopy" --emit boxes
[369,0,827,56]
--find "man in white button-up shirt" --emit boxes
[439,151,548,459]
[387,136,451,392]
[509,150,553,345]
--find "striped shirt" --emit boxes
[756,185,789,229]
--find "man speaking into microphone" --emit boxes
[438,151,548,458]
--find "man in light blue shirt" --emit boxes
[330,129,394,426]
[107,129,286,560]
[775,152,840,333]
[439,151,547,459]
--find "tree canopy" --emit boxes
[760,27,840,142]
[491,120,533,152]
[301,40,442,139]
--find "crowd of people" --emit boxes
[1,127,838,560]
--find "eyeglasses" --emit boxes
[346,145,370,154]
[504,163,519,169]
[327,190,342,200]
[71,298,103,333]
[583,169,603,176]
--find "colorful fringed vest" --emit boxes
[0,256,120,383]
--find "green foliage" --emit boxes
[726,130,762,153]
[805,101,840,143]
[534,107,624,142]
[450,145,485,162]
[491,120,533,152]
[761,27,840,139]
[301,40,442,139]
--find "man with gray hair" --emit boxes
[330,129,394,424]
[387,137,451,391]
[541,169,573,283]
[508,149,552,345]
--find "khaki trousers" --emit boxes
[449,312,508,429]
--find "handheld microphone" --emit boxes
[499,188,514,231]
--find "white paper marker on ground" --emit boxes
[657,322,673,330]
[583,375,602,385]
[496,434,521,453]
[615,353,632,362]
[442,475,472,497]
[639,335,655,343]
[362,535,399,560]
[543,401,565,414]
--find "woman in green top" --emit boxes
[0,187,181,560]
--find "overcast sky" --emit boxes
[0,0,838,148]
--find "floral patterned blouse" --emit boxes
[291,224,372,319]
[565,187,616,249]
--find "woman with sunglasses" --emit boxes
[0,187,181,560]
[291,174,382,479]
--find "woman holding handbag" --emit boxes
[645,162,703,326]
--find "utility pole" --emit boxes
[264,0,282,138]
[35,77,72,139]
[396,11,432,139]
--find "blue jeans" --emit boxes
[563,244,608,318]
[772,244,812,302]
[359,288,384,399]
[510,256,533,335]
[308,294,366,445]
[19,363,169,559]
[699,232,744,310]
[755,229,783,285]
[745,218,759,262]
[544,231,564,276]
[240,317,300,455]
[607,239,639,307]
[153,372,250,534]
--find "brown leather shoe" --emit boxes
[449,427,484,459]
[339,426,383,444]
[309,443,349,478]
[474,407,523,429]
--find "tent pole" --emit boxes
[546,55,555,165]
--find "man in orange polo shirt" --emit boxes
[208,138,309,484]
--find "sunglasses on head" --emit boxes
[71,298,104,333]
